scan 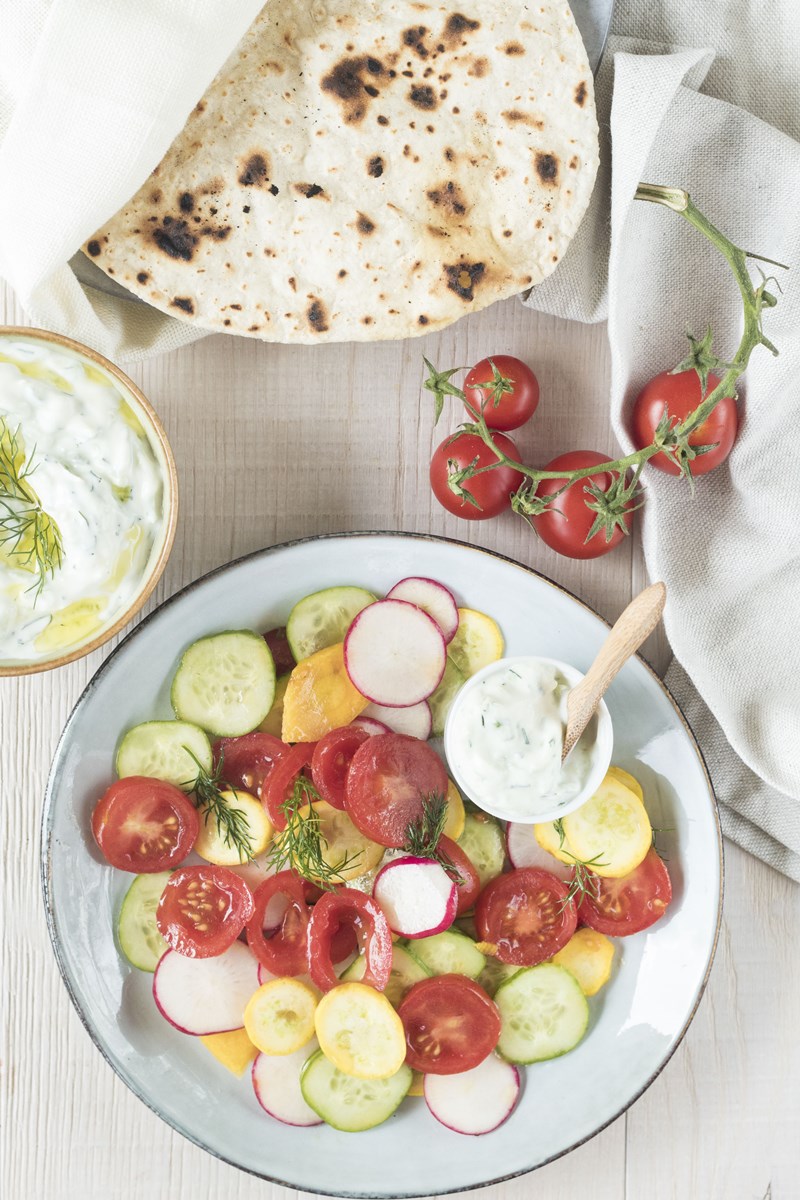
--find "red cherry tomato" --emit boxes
[475,867,577,966]
[91,776,199,873]
[262,742,315,830]
[307,888,393,992]
[311,725,371,810]
[631,370,736,476]
[531,449,634,559]
[429,431,524,520]
[345,733,449,848]
[398,975,501,1074]
[439,835,481,916]
[577,850,672,936]
[156,865,254,958]
[213,732,286,801]
[263,625,296,675]
[247,870,311,975]
[463,354,540,431]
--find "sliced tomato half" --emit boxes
[156,865,254,958]
[91,776,199,873]
[311,725,371,810]
[345,733,448,848]
[398,975,501,1074]
[475,867,577,966]
[577,849,672,936]
[439,835,481,916]
[262,742,315,830]
[307,888,392,992]
[247,870,312,976]
[213,731,286,801]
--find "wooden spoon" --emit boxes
[562,582,667,762]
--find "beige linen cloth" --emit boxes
[1,1,799,879]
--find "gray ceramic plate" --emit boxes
[42,532,721,1198]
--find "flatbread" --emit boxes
[85,0,599,343]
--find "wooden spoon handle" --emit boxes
[562,582,667,762]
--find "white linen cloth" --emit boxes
[1,1,799,879]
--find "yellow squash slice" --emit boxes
[562,773,652,878]
[200,1028,258,1076]
[259,672,291,737]
[443,779,466,841]
[281,642,368,742]
[282,800,384,883]
[315,982,406,1080]
[534,818,580,866]
[194,789,273,866]
[552,928,615,996]
[606,765,644,802]
[448,607,504,678]
[244,978,318,1056]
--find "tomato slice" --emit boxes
[156,865,254,958]
[262,742,315,830]
[398,975,501,1074]
[263,626,295,676]
[311,725,371,810]
[345,733,448,848]
[439,835,481,916]
[577,849,672,936]
[91,776,199,873]
[247,870,312,975]
[307,888,393,993]
[475,867,577,966]
[213,732,286,801]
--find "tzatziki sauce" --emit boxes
[447,659,598,818]
[0,337,166,664]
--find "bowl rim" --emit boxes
[40,531,724,1197]
[444,653,613,823]
[0,325,179,677]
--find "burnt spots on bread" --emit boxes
[356,213,376,235]
[409,84,437,110]
[535,153,559,185]
[502,110,544,129]
[200,224,231,241]
[179,192,195,213]
[238,153,271,187]
[322,56,387,124]
[444,147,455,162]
[402,25,430,58]
[502,41,525,55]
[418,314,429,325]
[293,182,326,198]
[575,81,587,107]
[426,180,468,218]
[443,13,480,47]
[361,315,374,325]
[426,225,450,239]
[367,155,385,177]
[569,156,579,170]
[306,298,329,333]
[171,296,194,314]
[152,219,198,261]
[444,260,485,302]
[86,240,101,257]
[136,271,149,283]
[468,57,489,77]
[150,189,163,204]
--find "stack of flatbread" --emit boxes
[85,1,598,343]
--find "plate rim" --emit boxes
[40,530,724,1198]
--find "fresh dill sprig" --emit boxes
[0,419,64,601]
[266,774,362,889]
[551,817,607,910]
[650,825,675,861]
[403,792,464,885]
[183,747,255,864]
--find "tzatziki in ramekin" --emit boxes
[0,328,177,675]
[444,656,613,824]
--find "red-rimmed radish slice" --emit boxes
[373,856,457,938]
[362,701,432,740]
[252,1040,323,1126]
[424,1053,520,1135]
[153,942,259,1035]
[386,578,459,643]
[507,823,573,881]
[344,600,446,707]
[351,716,391,736]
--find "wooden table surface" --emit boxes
[1,280,797,1200]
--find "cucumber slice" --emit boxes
[116,721,212,789]
[286,586,376,662]
[428,656,466,737]
[171,631,275,737]
[495,963,589,1064]
[409,929,485,980]
[457,813,506,889]
[478,957,521,998]
[117,872,171,972]
[300,1050,412,1131]
[342,944,432,1007]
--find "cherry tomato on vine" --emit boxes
[630,369,736,475]
[463,354,540,431]
[531,449,634,559]
[429,432,524,520]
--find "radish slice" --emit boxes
[507,823,573,882]
[344,600,446,707]
[373,855,457,938]
[153,942,259,1035]
[351,716,392,737]
[424,1054,520,1135]
[362,701,432,740]
[252,1039,323,1126]
[386,578,459,643]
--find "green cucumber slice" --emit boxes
[286,586,376,662]
[116,721,212,789]
[478,957,522,998]
[457,813,506,889]
[171,630,275,737]
[408,929,485,980]
[342,944,431,1006]
[495,963,589,1063]
[300,1050,412,1131]
[428,656,466,737]
[117,872,171,972]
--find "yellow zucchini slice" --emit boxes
[281,642,368,742]
[448,608,504,678]
[606,765,644,802]
[244,978,318,1056]
[315,982,406,1080]
[552,928,615,996]
[443,779,466,840]
[194,789,273,866]
[534,818,580,866]
[200,1028,258,1076]
[563,774,652,878]
[282,800,384,883]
